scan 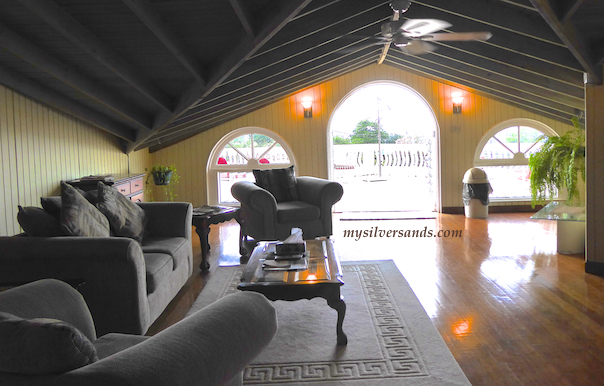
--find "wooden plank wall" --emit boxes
[0,84,152,236]
[152,63,575,210]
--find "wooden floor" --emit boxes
[147,212,604,386]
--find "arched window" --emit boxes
[474,119,558,200]
[207,127,296,205]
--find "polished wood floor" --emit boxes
[147,212,604,386]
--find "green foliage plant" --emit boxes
[145,164,180,201]
[528,117,585,208]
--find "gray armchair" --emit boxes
[0,279,277,386]
[231,176,343,254]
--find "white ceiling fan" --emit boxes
[369,1,492,63]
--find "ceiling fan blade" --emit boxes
[401,19,451,36]
[399,40,438,55]
[423,32,493,42]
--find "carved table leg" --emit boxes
[327,294,348,346]
[197,219,210,271]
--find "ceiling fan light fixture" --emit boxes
[392,34,410,47]
[390,0,411,13]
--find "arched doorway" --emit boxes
[327,81,440,214]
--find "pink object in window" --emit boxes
[259,158,270,164]
[218,157,227,164]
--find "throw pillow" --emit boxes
[41,196,62,219]
[253,165,299,202]
[17,205,63,237]
[96,182,146,242]
[0,312,98,375]
[60,181,110,237]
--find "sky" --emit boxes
[330,83,436,138]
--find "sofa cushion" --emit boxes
[17,205,63,237]
[276,201,321,223]
[96,183,146,242]
[144,253,173,294]
[60,182,110,237]
[253,166,299,202]
[93,333,149,360]
[0,312,98,375]
[141,237,188,269]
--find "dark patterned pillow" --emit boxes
[41,196,62,219]
[253,166,299,202]
[60,182,110,237]
[96,182,146,242]
[0,312,98,375]
[17,205,63,237]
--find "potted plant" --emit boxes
[146,165,180,201]
[529,117,585,208]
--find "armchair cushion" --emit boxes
[253,165,299,202]
[276,201,321,223]
[96,182,146,242]
[0,312,98,375]
[17,205,63,237]
[60,182,110,237]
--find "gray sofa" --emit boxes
[0,202,193,336]
[0,279,277,386]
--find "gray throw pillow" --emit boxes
[60,182,110,237]
[96,182,146,242]
[17,205,63,237]
[253,165,299,202]
[0,312,98,375]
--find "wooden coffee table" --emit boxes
[238,239,347,345]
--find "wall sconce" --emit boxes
[301,96,313,118]
[452,92,463,114]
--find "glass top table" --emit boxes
[530,201,585,222]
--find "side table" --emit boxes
[530,201,585,254]
[192,206,239,271]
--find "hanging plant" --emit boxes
[528,117,585,207]
[145,165,180,201]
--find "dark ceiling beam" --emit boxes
[17,0,173,112]
[146,57,375,151]
[402,4,583,71]
[559,0,585,24]
[122,0,206,84]
[0,64,136,144]
[174,47,380,128]
[414,0,563,44]
[126,0,312,153]
[529,0,602,84]
[386,51,576,118]
[0,23,152,132]
[229,0,255,36]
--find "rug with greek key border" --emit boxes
[188,260,470,386]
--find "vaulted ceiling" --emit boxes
[0,0,601,153]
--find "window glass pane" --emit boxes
[229,135,253,159]
[519,126,546,154]
[217,144,248,165]
[218,172,255,203]
[260,143,290,164]
[252,134,275,159]
[479,137,514,159]
[480,165,531,199]
[524,136,547,158]
[494,126,519,152]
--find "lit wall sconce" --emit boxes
[452,92,463,114]
[301,96,313,118]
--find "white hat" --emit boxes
[462,168,489,183]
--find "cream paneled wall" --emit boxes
[0,84,152,236]
[152,63,575,210]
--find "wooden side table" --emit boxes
[192,206,239,271]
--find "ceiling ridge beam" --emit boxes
[122,0,206,84]
[165,51,379,133]
[18,0,174,112]
[0,64,136,142]
[413,0,565,46]
[560,0,585,24]
[384,58,573,123]
[529,0,602,84]
[0,23,152,132]
[229,0,255,36]
[126,0,313,153]
[145,58,374,151]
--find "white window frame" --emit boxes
[206,127,297,205]
[474,118,558,166]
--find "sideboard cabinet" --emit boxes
[66,173,146,202]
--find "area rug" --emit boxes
[187,260,470,386]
